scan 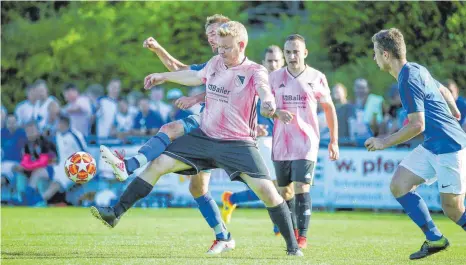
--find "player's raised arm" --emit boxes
[175,92,207,109]
[143,37,189,71]
[144,70,203,89]
[253,67,276,118]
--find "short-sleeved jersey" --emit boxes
[270,66,332,161]
[97,96,118,138]
[197,55,270,142]
[15,100,35,127]
[33,96,58,132]
[398,62,466,154]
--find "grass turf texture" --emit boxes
[1,207,465,265]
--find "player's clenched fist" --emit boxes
[144,73,166,89]
[275,109,294,124]
[364,137,386,152]
[175,96,197,109]
[143,37,160,52]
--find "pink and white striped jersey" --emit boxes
[197,55,270,142]
[270,66,332,161]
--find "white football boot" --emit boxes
[100,145,129,181]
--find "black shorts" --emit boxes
[273,160,316,187]
[163,129,270,182]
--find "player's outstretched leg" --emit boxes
[240,174,302,256]
[391,167,448,259]
[91,154,191,228]
[101,121,186,181]
[190,172,235,254]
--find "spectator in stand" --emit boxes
[97,79,120,138]
[127,91,144,118]
[32,80,60,134]
[15,84,37,127]
[332,83,356,143]
[149,86,172,123]
[44,114,87,205]
[132,97,164,136]
[85,83,105,136]
[351,78,384,139]
[1,105,6,128]
[166,88,193,123]
[16,121,57,205]
[62,83,92,137]
[1,115,28,202]
[111,98,134,139]
[445,79,466,131]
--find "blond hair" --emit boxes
[372,28,406,60]
[205,14,230,30]
[217,21,248,46]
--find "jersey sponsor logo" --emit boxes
[282,94,307,101]
[207,84,231,95]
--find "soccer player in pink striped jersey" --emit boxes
[92,21,302,256]
[270,34,340,249]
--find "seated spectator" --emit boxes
[379,83,406,136]
[1,115,28,202]
[352,78,384,138]
[111,98,134,139]
[16,122,58,205]
[445,79,466,131]
[44,114,87,205]
[332,83,356,143]
[127,91,144,118]
[257,99,274,137]
[166,89,193,123]
[62,83,92,137]
[132,98,164,136]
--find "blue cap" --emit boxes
[166,88,183,100]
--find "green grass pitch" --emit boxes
[1,207,465,265]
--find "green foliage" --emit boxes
[1,1,245,112]
[2,1,465,112]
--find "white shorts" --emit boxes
[399,145,466,194]
[257,137,277,181]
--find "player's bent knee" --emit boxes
[160,121,184,141]
[294,182,310,194]
[279,185,294,201]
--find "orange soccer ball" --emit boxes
[64,152,97,184]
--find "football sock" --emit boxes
[195,192,228,240]
[396,191,443,241]
[229,189,259,205]
[114,177,153,218]
[267,201,299,251]
[456,211,466,231]
[126,132,171,174]
[286,197,298,230]
[296,193,311,237]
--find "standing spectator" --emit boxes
[97,79,120,138]
[15,84,37,127]
[32,80,60,133]
[166,88,193,123]
[133,98,164,136]
[62,83,92,136]
[149,86,172,123]
[111,98,134,138]
[1,105,6,128]
[332,83,356,142]
[352,78,384,138]
[127,91,144,118]
[445,79,466,130]
[85,83,105,136]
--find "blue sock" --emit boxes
[396,191,443,241]
[456,211,466,231]
[194,192,228,240]
[230,189,260,205]
[126,132,171,174]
